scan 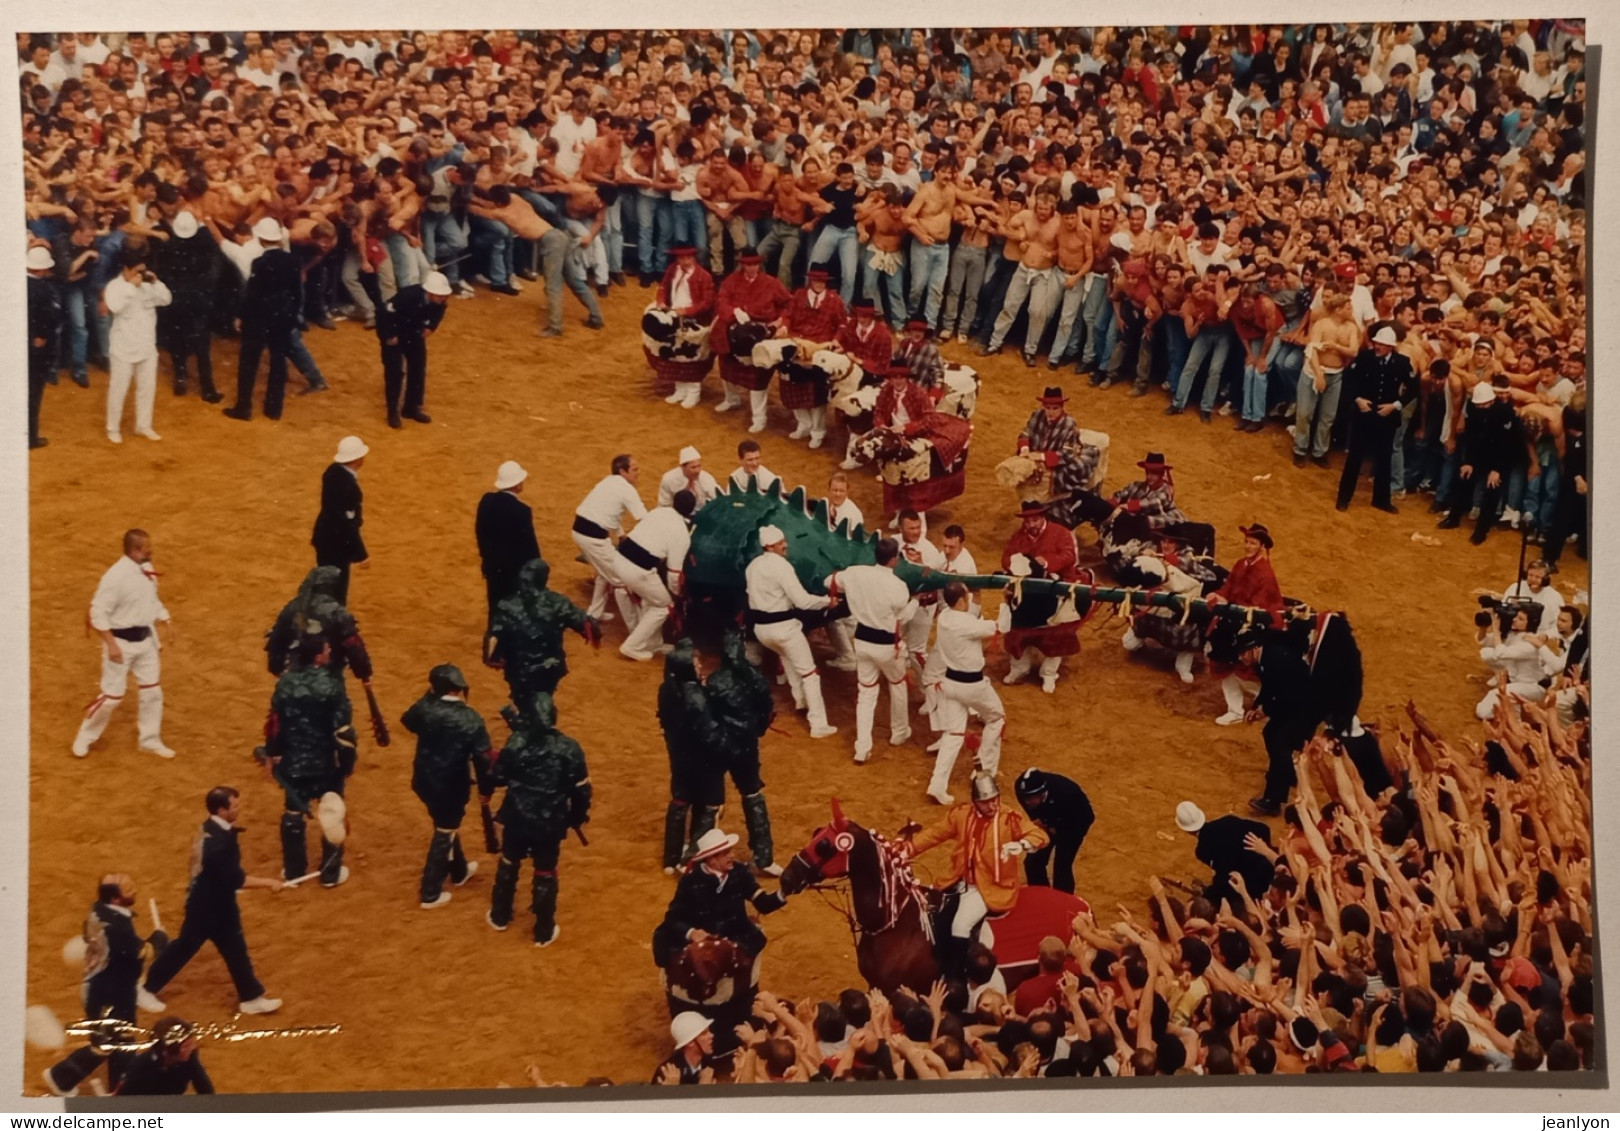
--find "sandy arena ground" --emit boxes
[24,281,1589,1095]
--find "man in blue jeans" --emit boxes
[1291,291,1359,467]
[421,163,475,296]
[808,163,861,306]
[1165,265,1235,422]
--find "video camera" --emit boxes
[1475,595,1542,635]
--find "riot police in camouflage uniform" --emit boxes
[658,640,728,874]
[486,692,592,946]
[704,629,779,875]
[485,558,601,708]
[265,566,375,694]
[264,625,357,888]
[401,664,495,910]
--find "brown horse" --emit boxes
[779,799,1090,997]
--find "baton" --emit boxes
[147,898,165,935]
[281,872,323,889]
[571,826,590,847]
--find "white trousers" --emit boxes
[951,884,989,939]
[749,389,770,430]
[1477,684,1546,720]
[853,638,909,757]
[792,407,829,441]
[902,605,936,671]
[755,620,828,730]
[107,354,157,437]
[75,634,163,749]
[619,564,674,655]
[930,676,1006,795]
[572,531,638,624]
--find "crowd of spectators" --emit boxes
[638,693,1593,1083]
[17,23,1589,557]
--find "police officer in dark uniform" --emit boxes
[402,664,495,909]
[1335,325,1417,514]
[265,565,376,698]
[224,218,302,423]
[42,875,168,1097]
[486,692,591,946]
[476,461,542,628]
[486,558,601,707]
[659,640,728,874]
[310,437,369,607]
[375,269,452,429]
[1239,629,1318,817]
[1438,375,1526,545]
[112,1018,214,1096]
[703,628,779,875]
[26,244,61,449]
[141,786,282,1015]
[263,626,358,887]
[1012,768,1096,894]
[151,210,223,402]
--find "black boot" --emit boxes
[318,838,346,887]
[532,872,560,946]
[686,804,720,858]
[663,801,690,871]
[942,936,971,982]
[490,857,520,928]
[741,791,775,871]
[420,829,454,905]
[280,812,308,881]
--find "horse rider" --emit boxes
[898,773,1049,979]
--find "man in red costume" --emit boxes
[1206,522,1285,725]
[649,244,717,409]
[872,363,934,432]
[834,298,893,376]
[1000,500,1082,694]
[779,264,846,447]
[713,247,792,433]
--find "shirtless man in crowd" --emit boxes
[980,190,1061,368]
[1294,289,1360,467]
[903,153,989,330]
[1046,200,1097,373]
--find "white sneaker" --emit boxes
[1041,676,1058,694]
[619,644,656,661]
[137,987,166,1012]
[320,866,351,889]
[535,925,561,948]
[107,433,122,445]
[71,740,90,758]
[238,996,282,1015]
[788,424,810,440]
[139,741,176,759]
[748,420,767,434]
[809,724,839,739]
[839,457,862,471]
[471,274,492,286]
[453,860,479,886]
[1215,711,1245,726]
[714,400,736,414]
[420,892,453,910]
[136,428,162,441]
[486,911,508,932]
[1002,671,1023,686]
[927,787,955,806]
[809,434,826,449]
[853,747,872,764]
[889,728,912,747]
[508,278,524,293]
[664,391,684,404]
[756,862,784,878]
[41,1069,77,1098]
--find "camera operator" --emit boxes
[1474,602,1547,720]
[1501,559,1565,633]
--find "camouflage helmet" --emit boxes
[429,664,469,695]
[662,638,700,683]
[526,691,558,729]
[518,557,551,592]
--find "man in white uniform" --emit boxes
[73,529,175,759]
[827,539,917,763]
[746,526,837,738]
[729,439,782,493]
[927,581,1005,805]
[103,245,172,443]
[896,510,946,673]
[924,524,980,741]
[617,491,697,661]
[825,471,865,532]
[572,454,646,623]
[657,446,721,508]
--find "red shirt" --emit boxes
[1002,520,1080,581]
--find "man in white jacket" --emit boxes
[103,245,172,443]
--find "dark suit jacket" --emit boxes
[1195,815,1275,898]
[241,247,303,334]
[475,490,541,592]
[311,463,367,564]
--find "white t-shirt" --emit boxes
[575,474,647,534]
[551,114,598,178]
